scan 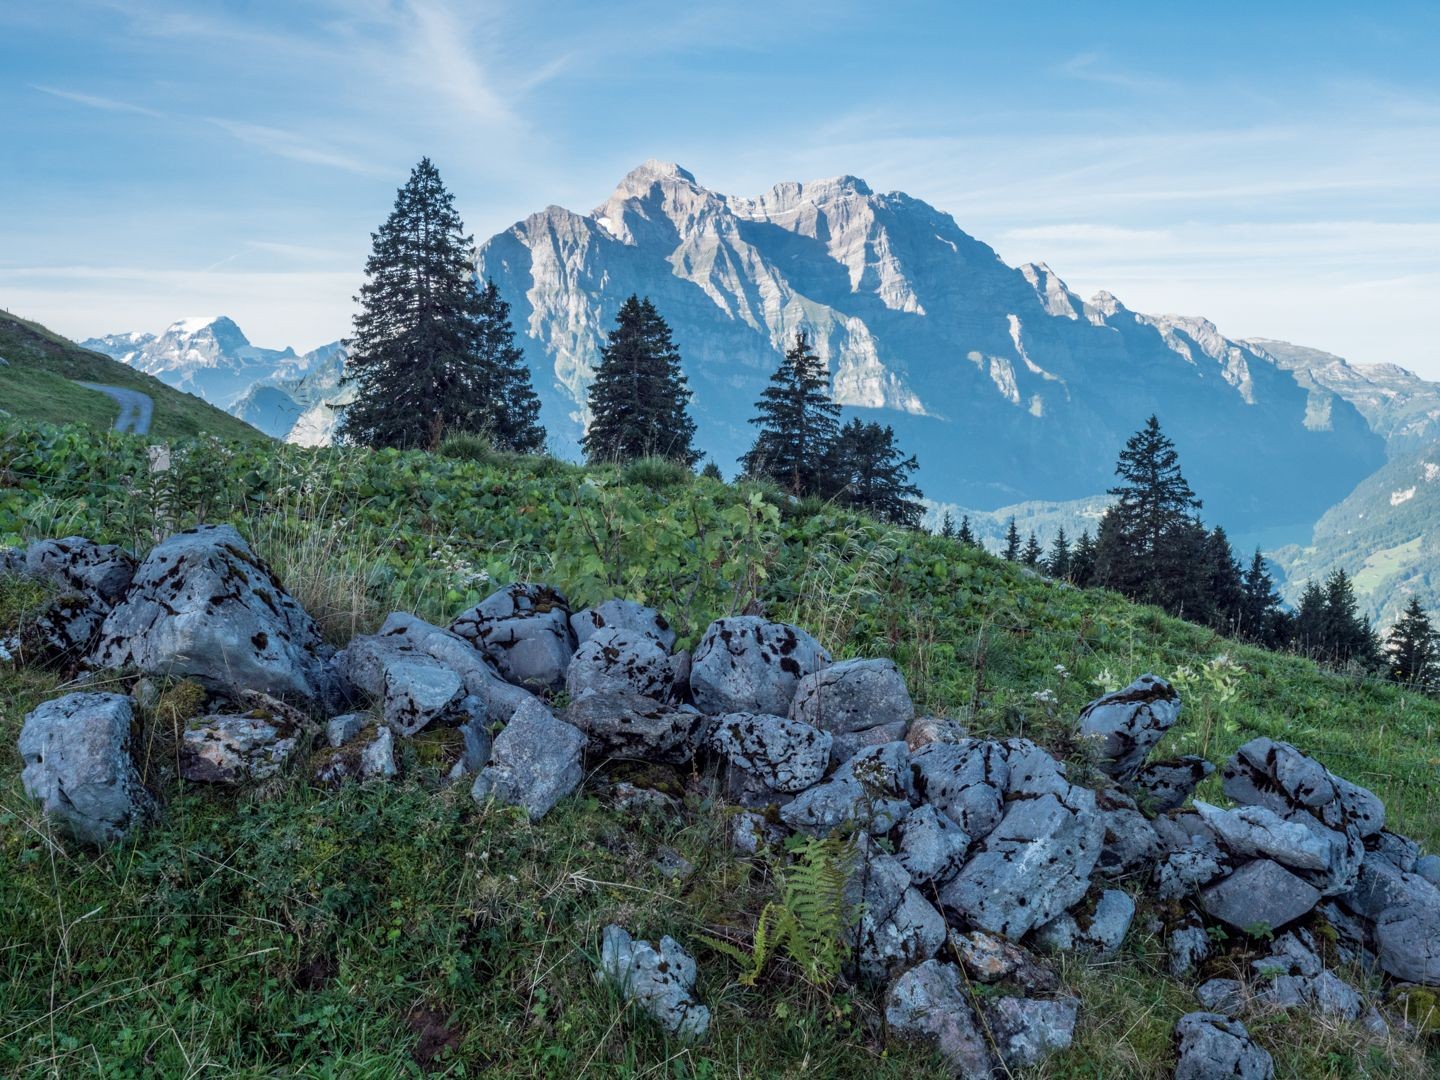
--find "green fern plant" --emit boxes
[701,834,854,987]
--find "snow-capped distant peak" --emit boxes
[170,316,222,335]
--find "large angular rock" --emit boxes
[566,627,679,702]
[1129,755,1214,813]
[709,712,832,794]
[571,600,677,651]
[14,537,137,664]
[1077,674,1181,780]
[1222,737,1384,838]
[1199,859,1321,932]
[471,700,585,820]
[829,719,909,769]
[18,692,153,845]
[983,995,1078,1070]
[895,803,971,885]
[381,658,471,736]
[1194,799,1361,896]
[778,774,910,836]
[450,583,575,692]
[1096,806,1161,878]
[689,616,830,716]
[789,657,913,735]
[92,525,340,708]
[567,688,708,763]
[1032,888,1135,958]
[1173,1012,1274,1080]
[180,711,301,783]
[597,925,709,1042]
[939,785,1103,939]
[885,960,998,1078]
[854,885,946,982]
[908,740,1006,841]
[1373,890,1440,985]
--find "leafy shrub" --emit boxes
[620,456,692,490]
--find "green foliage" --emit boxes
[439,432,499,465]
[620,455,692,491]
[702,835,853,987]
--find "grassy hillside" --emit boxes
[2,421,1437,1077]
[0,311,266,443]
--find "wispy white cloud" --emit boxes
[31,84,164,117]
[1056,52,1172,94]
[205,118,388,176]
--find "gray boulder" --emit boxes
[1194,799,1361,896]
[16,537,137,663]
[567,688,708,763]
[1222,737,1384,838]
[844,840,945,981]
[1199,859,1321,932]
[778,774,909,836]
[1032,888,1135,958]
[1373,893,1440,985]
[180,711,301,783]
[895,803,971,885]
[381,658,469,736]
[450,582,575,692]
[471,700,585,820]
[789,657,913,735]
[92,525,340,708]
[908,740,1006,841]
[952,930,1059,992]
[1195,978,1246,1015]
[1173,1013,1274,1080]
[1169,923,1212,978]
[1368,829,1419,872]
[939,785,1103,939]
[983,995,1078,1070]
[709,712,832,793]
[689,616,830,716]
[326,712,368,748]
[1097,806,1162,878]
[566,627,679,702]
[1307,970,1363,1020]
[1129,755,1214,812]
[829,719,909,769]
[1077,674,1181,780]
[571,600,676,651]
[884,960,998,1078]
[1417,853,1440,886]
[597,925,709,1042]
[18,692,153,845]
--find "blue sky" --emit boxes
[3,0,1439,376]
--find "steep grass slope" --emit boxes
[0,312,267,443]
[1,421,1437,1077]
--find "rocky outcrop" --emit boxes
[1077,675,1181,780]
[788,658,913,735]
[709,712,832,794]
[566,688,708,763]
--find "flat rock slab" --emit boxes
[1199,858,1320,932]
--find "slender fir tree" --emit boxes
[939,511,957,539]
[1071,529,1098,587]
[742,330,841,496]
[1003,518,1021,562]
[1322,569,1380,668]
[583,296,699,466]
[1202,526,1246,633]
[1021,531,1043,567]
[1047,527,1072,580]
[340,158,498,449]
[1293,580,1330,657]
[957,515,977,548]
[1239,549,1283,647]
[461,279,545,452]
[826,418,923,527]
[1387,598,1437,687]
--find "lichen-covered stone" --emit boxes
[689,616,830,716]
[885,960,998,1078]
[789,657,912,735]
[709,712,832,793]
[983,995,1078,1070]
[1199,859,1321,932]
[180,711,301,784]
[1173,1012,1274,1080]
[567,688,708,763]
[1222,737,1384,838]
[471,700,585,820]
[566,627,680,702]
[450,583,575,692]
[895,803,971,885]
[571,599,677,651]
[1077,674,1180,780]
[597,925,710,1042]
[1129,755,1214,812]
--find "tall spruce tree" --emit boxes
[1047,527,1072,580]
[340,158,499,449]
[583,295,699,466]
[1071,529,1098,587]
[939,511,957,539]
[1021,531,1043,567]
[957,515,977,548]
[1094,415,1205,611]
[826,418,924,527]
[1003,518,1021,562]
[1322,569,1380,668]
[1386,598,1437,687]
[1240,549,1284,647]
[466,280,545,453]
[1293,580,1329,657]
[742,330,841,495]
[1203,526,1246,633]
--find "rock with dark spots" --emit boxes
[1032,888,1135,957]
[709,712,831,793]
[1156,842,1230,900]
[1097,806,1161,878]
[25,536,136,605]
[1199,859,1320,931]
[597,925,710,1042]
[1222,737,1385,838]
[837,740,915,801]
[983,995,1079,1070]
[381,657,467,735]
[1152,811,1218,853]
[997,737,1080,799]
[939,786,1103,939]
[314,723,396,786]
[1170,923,1212,978]
[1373,891,1440,985]
[1370,829,1420,873]
[788,657,913,735]
[17,591,108,665]
[180,711,301,784]
[895,803,971,885]
[884,960,998,1078]
[450,582,575,692]
[92,525,341,708]
[1077,674,1181,780]
[1258,930,1323,978]
[1339,848,1429,920]
[1195,979,1246,1015]
[1417,854,1440,886]
[779,774,910,837]
[952,930,1059,992]
[471,700,585,820]
[570,600,676,651]
[1173,1013,1274,1080]
[908,740,1006,841]
[829,720,909,769]
[566,627,679,702]
[689,616,830,716]
[1194,800,1361,896]
[18,692,153,845]
[853,886,947,982]
[730,810,767,855]
[1129,755,1214,812]
[905,715,968,751]
[567,688,708,763]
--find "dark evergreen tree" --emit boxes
[1093,415,1205,611]
[1202,526,1246,633]
[1071,529,1098,587]
[1387,598,1437,687]
[741,330,841,496]
[1047,527,1072,581]
[584,295,699,466]
[1021,531,1043,567]
[826,418,923,527]
[339,158,498,449]
[939,511,957,539]
[957,515,977,548]
[1003,518,1021,562]
[701,460,724,481]
[1240,548,1284,647]
[1322,569,1380,668]
[1293,580,1329,657]
[466,279,545,453]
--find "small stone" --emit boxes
[1031,889,1135,958]
[1195,978,1246,1015]
[952,930,1059,993]
[730,811,767,855]
[1097,806,1161,878]
[1169,924,1212,978]
[885,960,998,1078]
[1307,970,1362,1021]
[597,925,709,1042]
[567,688,708,763]
[905,714,967,751]
[1173,1012,1275,1080]
[611,782,679,815]
[1416,853,1440,886]
[895,804,971,885]
[180,711,301,784]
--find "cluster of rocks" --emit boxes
[6,525,1438,1076]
